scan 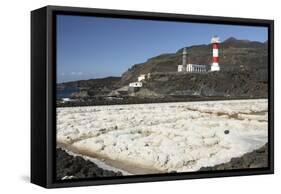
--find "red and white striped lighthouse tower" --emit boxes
[211,36,220,71]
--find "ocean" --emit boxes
[57,88,79,99]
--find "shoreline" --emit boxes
[57,98,268,108]
[56,148,122,180]
[56,143,268,180]
[57,96,268,108]
[57,142,165,175]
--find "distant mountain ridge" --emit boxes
[58,76,121,96]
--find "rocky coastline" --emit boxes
[199,143,268,171]
[56,148,122,180]
[57,143,268,180]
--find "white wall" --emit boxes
[0,0,279,193]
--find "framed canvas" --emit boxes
[31,5,274,188]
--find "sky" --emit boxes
[57,15,268,83]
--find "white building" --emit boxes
[138,73,151,82]
[138,74,146,82]
[178,64,207,73]
[185,64,207,72]
[178,65,185,72]
[129,82,143,87]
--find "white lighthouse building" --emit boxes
[210,36,220,71]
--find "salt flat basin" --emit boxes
[57,99,268,173]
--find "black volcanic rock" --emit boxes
[199,143,268,171]
[56,148,123,180]
[141,70,267,98]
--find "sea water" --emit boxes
[57,88,79,99]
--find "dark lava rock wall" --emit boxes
[144,70,267,98]
[56,148,122,180]
[200,143,268,171]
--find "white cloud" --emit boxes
[70,72,83,76]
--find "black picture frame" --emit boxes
[31,5,274,188]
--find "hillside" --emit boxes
[117,37,268,86]
[142,70,267,98]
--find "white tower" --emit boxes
[178,48,187,72]
[211,36,220,71]
[182,47,187,66]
